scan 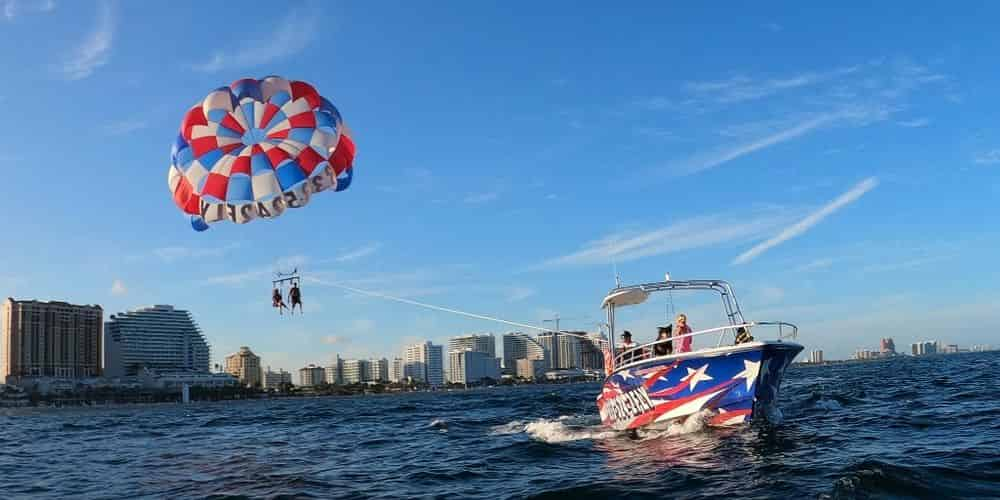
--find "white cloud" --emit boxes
[103,119,147,136]
[733,177,879,265]
[59,0,113,80]
[191,8,318,72]
[335,243,381,263]
[667,113,839,177]
[110,279,127,295]
[973,150,1000,165]
[683,65,860,105]
[534,209,789,269]
[2,0,55,20]
[896,117,930,128]
[464,192,499,204]
[762,22,782,32]
[645,59,950,178]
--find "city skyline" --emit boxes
[7,293,992,383]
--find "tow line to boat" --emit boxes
[304,276,587,335]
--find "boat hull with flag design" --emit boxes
[597,341,802,430]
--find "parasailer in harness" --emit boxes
[272,287,288,315]
[289,281,303,314]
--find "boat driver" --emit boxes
[620,330,638,363]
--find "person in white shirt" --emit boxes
[620,330,639,363]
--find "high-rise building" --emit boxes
[536,332,559,370]
[389,357,404,382]
[2,299,103,381]
[809,350,824,363]
[502,332,545,371]
[325,356,343,385]
[341,359,369,384]
[404,341,443,386]
[299,364,326,386]
[224,346,262,388]
[537,331,580,370]
[923,341,937,355]
[426,343,443,387]
[449,350,500,384]
[103,305,210,376]
[578,332,607,371]
[516,358,546,380]
[263,367,292,390]
[880,338,896,355]
[448,334,496,358]
[854,349,876,360]
[367,358,389,382]
[911,343,920,356]
[448,334,497,382]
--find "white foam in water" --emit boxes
[490,415,616,443]
[637,409,714,440]
[524,417,618,443]
[493,411,720,443]
[490,420,527,435]
[427,418,448,431]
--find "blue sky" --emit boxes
[1,1,998,372]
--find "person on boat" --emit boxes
[653,325,673,356]
[620,330,639,363]
[675,313,693,353]
[272,288,287,315]
[289,282,303,314]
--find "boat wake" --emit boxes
[491,415,616,443]
[491,410,716,444]
[632,409,715,441]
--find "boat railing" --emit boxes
[613,321,798,368]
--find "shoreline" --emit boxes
[0,379,602,412]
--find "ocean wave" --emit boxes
[427,418,449,430]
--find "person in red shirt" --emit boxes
[675,313,693,353]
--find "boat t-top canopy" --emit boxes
[602,279,746,327]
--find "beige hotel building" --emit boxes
[1,298,103,381]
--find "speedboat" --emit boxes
[596,278,803,430]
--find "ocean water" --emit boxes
[2,352,998,499]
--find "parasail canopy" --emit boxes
[167,76,356,231]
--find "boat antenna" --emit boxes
[665,272,676,320]
[613,255,622,288]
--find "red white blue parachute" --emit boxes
[168,76,356,231]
